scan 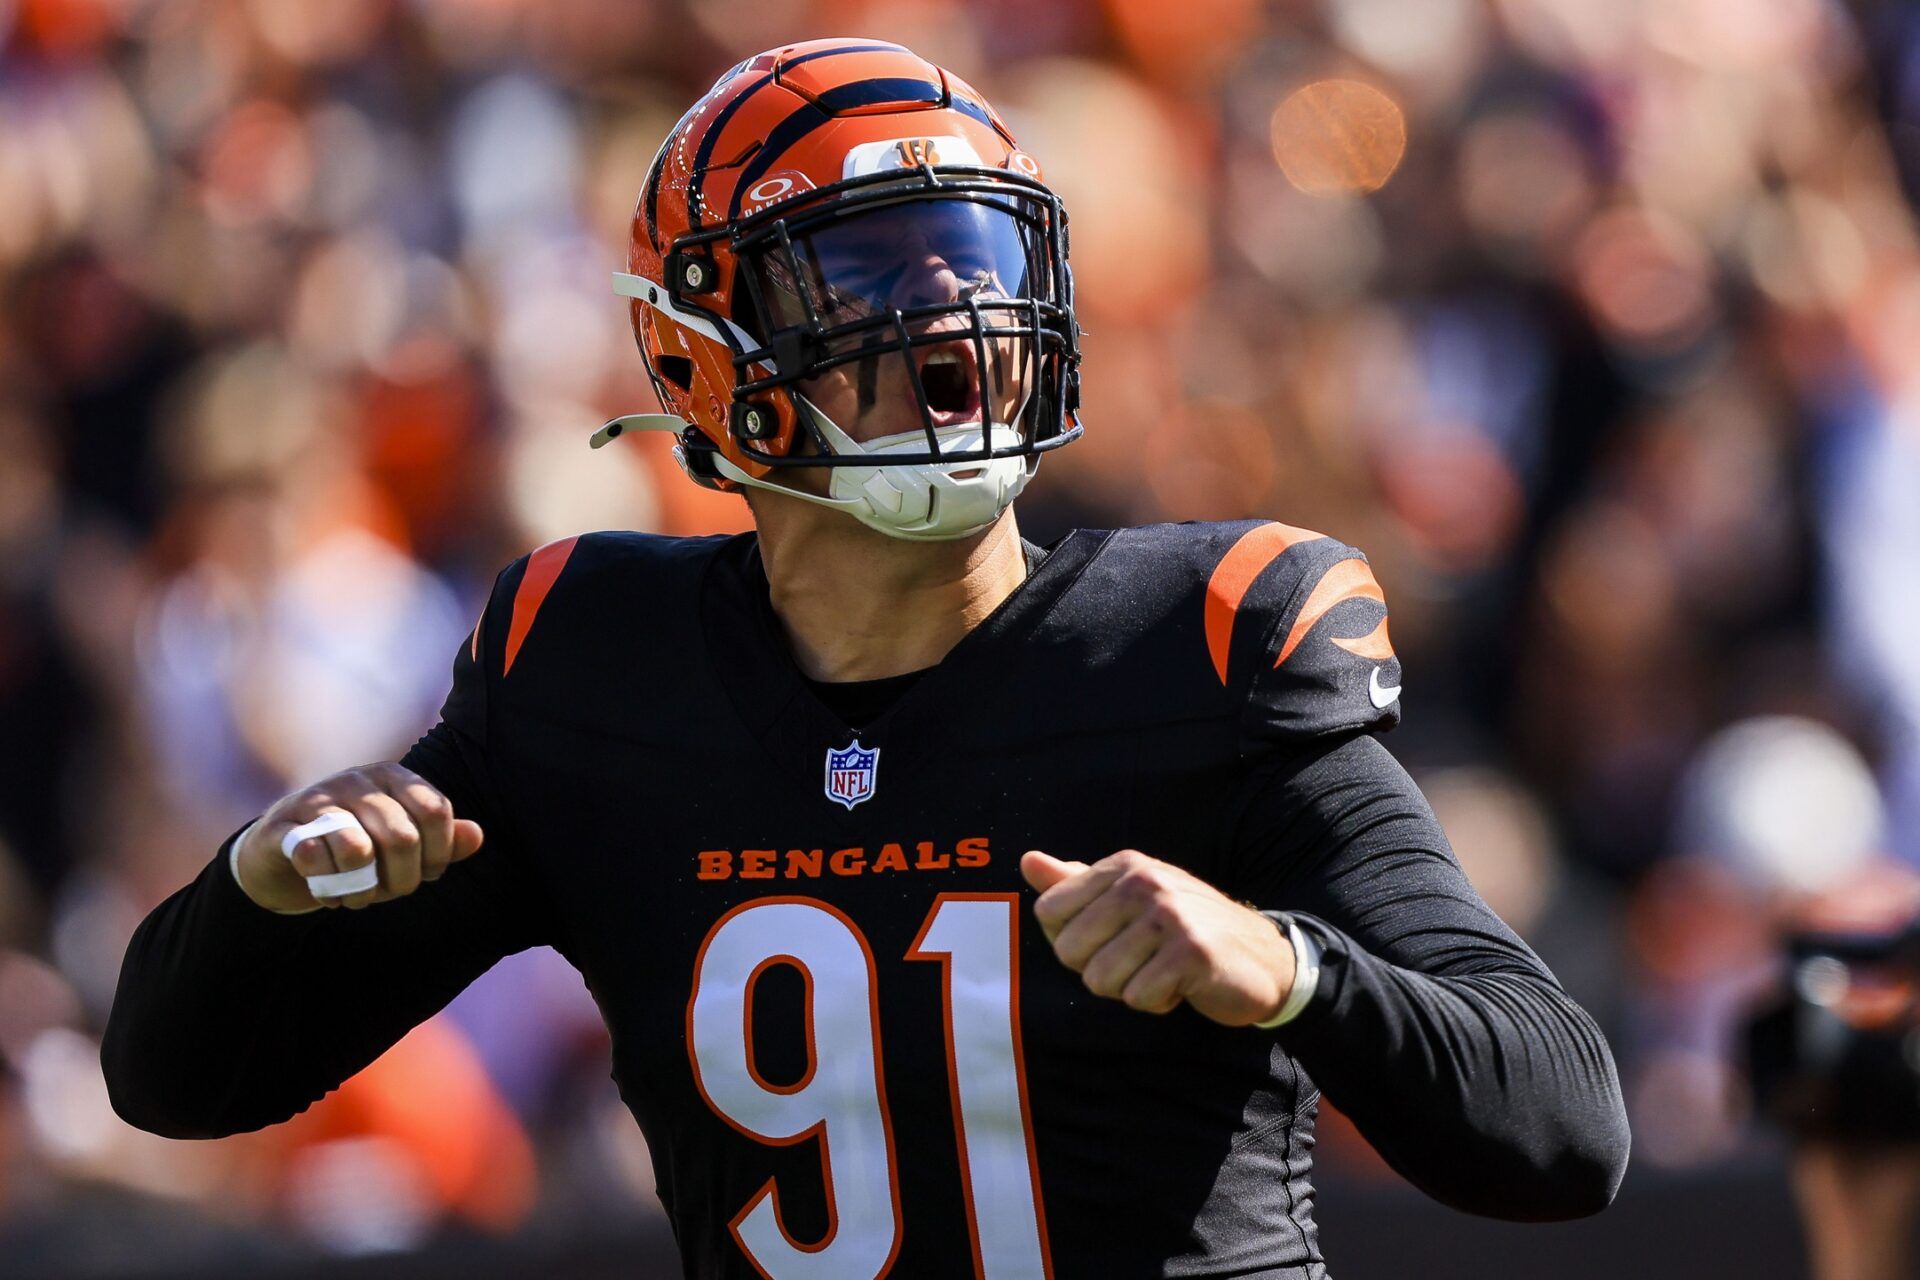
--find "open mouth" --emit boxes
[915,340,982,426]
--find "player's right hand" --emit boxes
[233,762,484,914]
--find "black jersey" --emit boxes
[104,521,1629,1279]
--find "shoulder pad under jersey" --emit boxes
[447,530,739,732]
[1196,520,1402,750]
[1046,520,1401,748]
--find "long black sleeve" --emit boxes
[100,719,552,1139]
[102,559,557,1140]
[1225,732,1630,1222]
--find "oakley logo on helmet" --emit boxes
[740,172,816,217]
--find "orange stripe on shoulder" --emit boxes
[1332,615,1394,661]
[503,536,580,677]
[1204,523,1325,685]
[1274,557,1387,669]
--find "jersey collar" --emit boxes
[699,529,1103,807]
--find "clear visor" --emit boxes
[754,197,1045,331]
[730,187,1075,462]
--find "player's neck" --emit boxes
[752,501,1027,683]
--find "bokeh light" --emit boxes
[1270,79,1408,197]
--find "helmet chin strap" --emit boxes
[711,394,1034,543]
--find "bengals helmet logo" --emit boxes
[895,138,943,167]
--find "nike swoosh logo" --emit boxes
[1369,666,1401,709]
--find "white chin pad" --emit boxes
[720,395,1038,542]
[825,420,1032,540]
[282,812,381,899]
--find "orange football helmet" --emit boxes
[599,39,1082,540]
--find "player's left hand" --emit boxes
[1021,849,1296,1026]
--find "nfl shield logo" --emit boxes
[824,739,880,810]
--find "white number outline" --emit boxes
[688,893,1053,1279]
[906,893,1054,1279]
[687,897,904,1278]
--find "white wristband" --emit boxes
[228,818,260,889]
[1255,915,1323,1029]
[228,818,320,915]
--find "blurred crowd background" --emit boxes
[3,0,1920,1275]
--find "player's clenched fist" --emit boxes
[1021,849,1295,1026]
[234,763,484,915]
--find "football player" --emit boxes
[104,40,1629,1278]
